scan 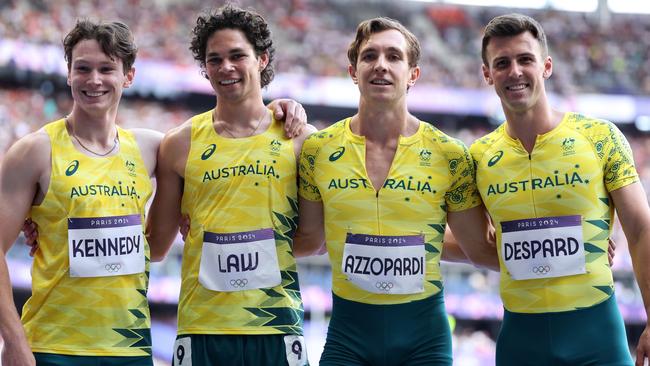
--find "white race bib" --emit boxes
[342,233,425,295]
[283,335,308,366]
[501,215,586,280]
[68,214,145,277]
[199,228,281,292]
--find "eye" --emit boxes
[206,57,221,65]
[100,66,115,73]
[388,53,401,61]
[494,60,508,69]
[519,56,534,64]
[361,52,375,61]
[231,53,245,60]
[74,65,90,72]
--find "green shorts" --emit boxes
[33,353,152,366]
[320,292,452,366]
[172,333,308,366]
[497,294,633,366]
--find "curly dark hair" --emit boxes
[190,4,275,88]
[63,19,137,73]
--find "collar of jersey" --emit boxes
[343,117,424,146]
[502,112,570,152]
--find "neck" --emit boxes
[355,97,417,144]
[214,97,267,127]
[67,106,118,144]
[503,101,563,153]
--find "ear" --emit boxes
[123,67,135,88]
[348,64,358,84]
[482,64,493,85]
[407,65,420,88]
[542,55,553,79]
[258,51,269,71]
[67,70,72,87]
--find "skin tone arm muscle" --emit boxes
[145,123,189,262]
[293,196,326,257]
[446,205,499,271]
[0,132,49,366]
[609,182,650,366]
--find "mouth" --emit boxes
[82,91,108,97]
[506,83,529,91]
[370,79,392,86]
[219,79,241,86]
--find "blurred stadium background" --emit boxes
[2,0,650,365]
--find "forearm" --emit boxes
[628,229,650,323]
[0,251,28,346]
[293,230,325,257]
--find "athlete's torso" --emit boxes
[25,119,153,356]
[178,110,303,336]
[471,112,638,313]
[299,118,480,305]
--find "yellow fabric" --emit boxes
[25,119,152,356]
[471,112,638,313]
[299,118,480,305]
[179,110,303,335]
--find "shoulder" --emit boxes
[303,119,347,149]
[2,129,51,179]
[129,128,164,153]
[293,123,318,150]
[421,122,469,155]
[469,124,505,161]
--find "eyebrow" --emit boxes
[207,47,247,57]
[360,45,405,55]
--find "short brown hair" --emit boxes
[481,13,548,66]
[190,4,275,88]
[347,17,421,68]
[63,19,137,73]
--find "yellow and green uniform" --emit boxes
[471,112,635,365]
[25,119,153,357]
[178,109,303,337]
[299,118,479,365]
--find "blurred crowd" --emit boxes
[2,0,650,94]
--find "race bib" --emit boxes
[342,233,425,294]
[199,228,281,292]
[68,214,145,277]
[501,215,586,280]
[283,335,308,366]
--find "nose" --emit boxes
[88,69,101,85]
[509,62,522,78]
[219,59,235,73]
[374,54,388,72]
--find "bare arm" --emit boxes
[293,196,326,257]
[446,205,499,271]
[131,128,164,177]
[441,226,471,263]
[145,124,189,262]
[0,133,48,366]
[610,182,650,366]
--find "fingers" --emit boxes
[607,237,616,267]
[179,215,191,241]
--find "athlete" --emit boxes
[472,13,650,366]
[145,5,316,366]
[0,20,159,366]
[294,17,498,365]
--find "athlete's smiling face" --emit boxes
[349,29,419,104]
[204,28,268,102]
[67,39,134,116]
[482,31,552,114]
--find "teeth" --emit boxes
[507,84,527,91]
[371,80,391,85]
[85,91,105,97]
[220,79,239,85]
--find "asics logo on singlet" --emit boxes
[105,263,122,272]
[65,160,80,176]
[487,150,504,167]
[230,278,249,287]
[375,281,394,292]
[532,265,551,274]
[329,146,345,161]
[201,144,217,160]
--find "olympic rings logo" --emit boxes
[230,279,249,288]
[105,263,122,272]
[532,265,551,274]
[375,281,394,291]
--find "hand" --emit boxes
[179,215,190,241]
[636,325,650,366]
[1,340,36,366]
[607,237,616,267]
[268,99,307,138]
[21,218,38,257]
